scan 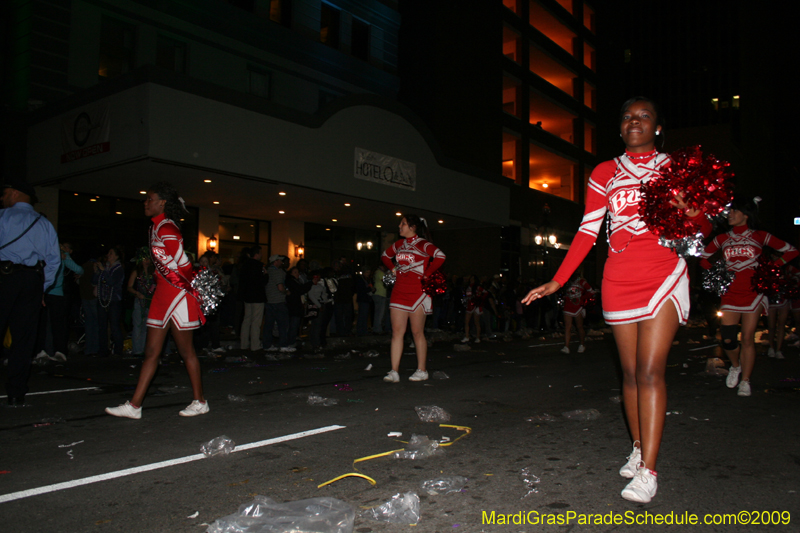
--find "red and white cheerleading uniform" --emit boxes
[147,213,205,330]
[382,236,445,315]
[787,265,800,311]
[700,226,798,314]
[464,284,487,314]
[553,149,711,325]
[563,277,593,318]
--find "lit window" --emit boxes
[502,0,521,16]
[503,75,522,118]
[554,0,573,15]
[529,90,578,145]
[732,95,740,109]
[583,3,595,33]
[583,42,595,71]
[529,1,576,57]
[584,122,596,154]
[529,142,578,202]
[584,82,596,110]
[503,26,521,64]
[529,44,576,97]
[502,131,521,184]
[711,97,719,111]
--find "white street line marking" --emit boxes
[688,344,718,351]
[0,425,345,504]
[0,386,100,399]
[528,342,567,348]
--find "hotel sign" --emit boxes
[61,103,110,163]
[354,147,416,191]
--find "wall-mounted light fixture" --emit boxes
[295,243,305,258]
[206,236,218,252]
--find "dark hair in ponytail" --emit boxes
[149,181,186,227]
[404,213,431,241]
[730,195,761,229]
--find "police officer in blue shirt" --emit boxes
[0,177,60,406]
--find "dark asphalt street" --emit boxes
[1,326,799,532]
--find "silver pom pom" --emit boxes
[659,232,705,258]
[191,268,225,316]
[383,271,396,287]
[702,259,735,297]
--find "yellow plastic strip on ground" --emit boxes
[318,425,472,488]
[317,473,376,488]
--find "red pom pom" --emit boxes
[423,270,447,296]
[639,146,734,240]
[750,256,783,297]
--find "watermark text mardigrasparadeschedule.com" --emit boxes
[481,510,791,527]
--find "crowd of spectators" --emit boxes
[14,238,602,363]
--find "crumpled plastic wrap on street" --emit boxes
[561,409,601,421]
[201,436,235,457]
[206,495,355,533]
[415,405,451,422]
[520,467,541,498]
[421,475,467,495]
[392,434,442,460]
[308,393,339,406]
[364,492,420,524]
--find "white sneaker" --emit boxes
[726,365,741,388]
[474,338,480,344]
[179,400,210,417]
[775,351,785,360]
[383,370,400,383]
[460,337,469,343]
[577,345,586,353]
[279,346,297,353]
[560,346,570,354]
[409,369,429,381]
[737,380,751,397]
[767,347,775,357]
[619,442,641,479]
[53,352,67,362]
[266,346,279,352]
[621,467,658,503]
[212,347,226,354]
[105,401,142,420]
[35,350,52,361]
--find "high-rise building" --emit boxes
[399,0,601,281]
[1,0,510,271]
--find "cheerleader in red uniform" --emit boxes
[106,182,208,419]
[560,272,593,354]
[700,198,798,395]
[461,275,486,344]
[381,214,445,382]
[523,97,712,503]
[788,264,800,349]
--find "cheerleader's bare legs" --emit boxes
[612,301,679,472]
[131,321,205,407]
[563,313,586,349]
[389,306,427,373]
[721,311,759,383]
[766,305,789,356]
